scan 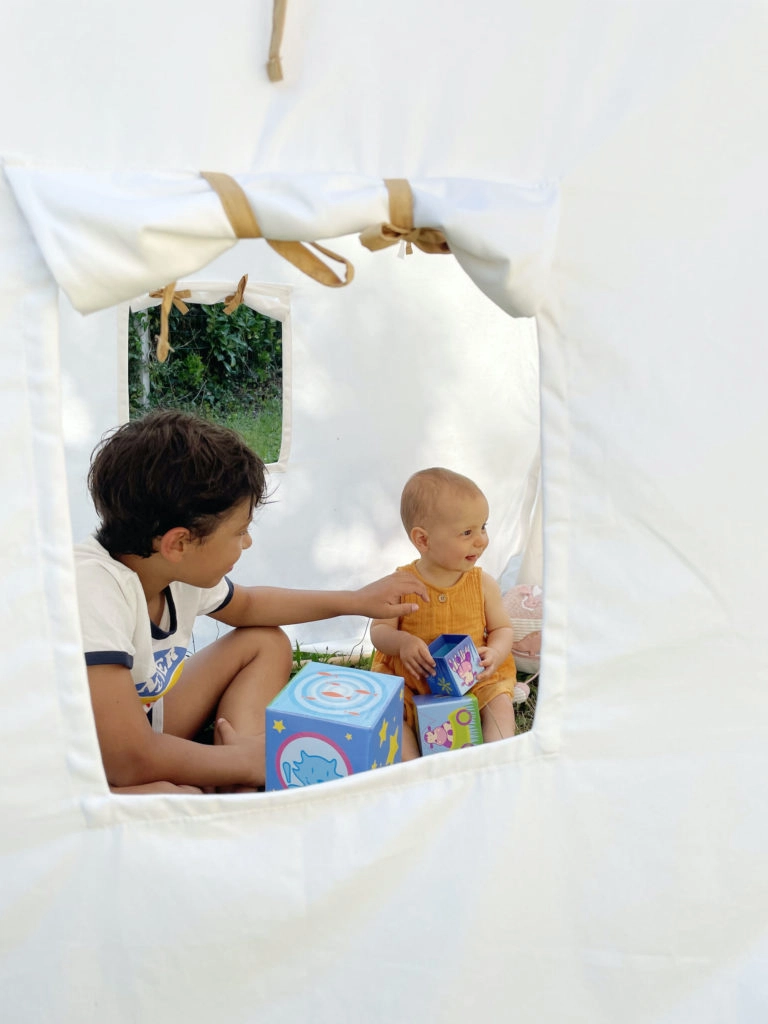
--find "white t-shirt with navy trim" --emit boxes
[75,537,233,725]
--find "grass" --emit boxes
[220,396,283,464]
[194,650,538,748]
[131,394,283,465]
[290,645,539,736]
[290,643,373,674]
[514,672,538,734]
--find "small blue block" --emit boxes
[413,693,484,755]
[265,663,404,791]
[427,634,482,697]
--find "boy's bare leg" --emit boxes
[163,625,293,788]
[109,782,204,795]
[402,721,421,760]
[480,692,516,742]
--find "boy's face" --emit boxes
[418,491,489,574]
[179,498,253,588]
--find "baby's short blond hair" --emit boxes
[400,467,484,533]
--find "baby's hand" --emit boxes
[476,645,504,681]
[399,634,436,680]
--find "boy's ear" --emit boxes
[410,526,429,553]
[156,527,192,562]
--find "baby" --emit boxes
[371,467,517,759]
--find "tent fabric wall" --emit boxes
[1,2,768,1022]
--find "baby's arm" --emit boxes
[370,616,436,680]
[476,572,516,680]
[87,664,263,791]
[210,571,429,628]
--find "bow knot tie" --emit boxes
[359,179,451,258]
[359,222,450,256]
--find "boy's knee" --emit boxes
[262,625,293,660]
[236,625,293,669]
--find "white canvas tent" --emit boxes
[2,2,768,1021]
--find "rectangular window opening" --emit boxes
[128,298,283,465]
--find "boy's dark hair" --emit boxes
[88,409,268,557]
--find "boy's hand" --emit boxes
[353,572,429,619]
[399,634,436,680]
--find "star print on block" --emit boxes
[265,663,404,791]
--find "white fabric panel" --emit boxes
[0,177,106,810]
[0,0,733,184]
[58,295,126,542]
[4,166,559,319]
[0,2,767,1023]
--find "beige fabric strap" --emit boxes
[201,171,262,237]
[265,239,354,287]
[267,0,288,82]
[202,171,354,288]
[224,274,249,315]
[359,178,451,256]
[149,284,192,362]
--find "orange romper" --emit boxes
[371,562,516,728]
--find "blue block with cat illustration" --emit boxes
[265,663,404,791]
[427,634,482,697]
[413,693,484,755]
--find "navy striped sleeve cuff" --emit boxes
[213,576,235,612]
[84,651,134,669]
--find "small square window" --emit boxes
[128,298,283,464]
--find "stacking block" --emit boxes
[413,693,483,755]
[265,663,404,791]
[427,634,482,697]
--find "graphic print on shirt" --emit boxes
[136,645,188,703]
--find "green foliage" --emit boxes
[128,300,283,462]
[129,301,282,412]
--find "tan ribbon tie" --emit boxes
[267,0,288,82]
[359,179,451,256]
[224,274,248,315]
[202,171,354,288]
[149,284,192,362]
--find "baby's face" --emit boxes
[422,491,489,573]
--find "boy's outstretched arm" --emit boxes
[210,571,429,628]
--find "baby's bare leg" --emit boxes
[402,721,421,760]
[480,693,517,742]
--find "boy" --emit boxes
[77,410,428,794]
[370,467,517,759]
